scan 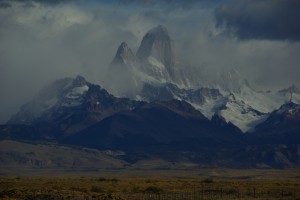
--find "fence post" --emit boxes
[221,188,223,199]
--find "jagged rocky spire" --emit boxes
[111,42,135,66]
[108,25,183,92]
[136,25,176,77]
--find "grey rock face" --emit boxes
[137,25,177,80]
[111,42,135,67]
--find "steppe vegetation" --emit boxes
[1,170,300,200]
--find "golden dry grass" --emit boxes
[1,174,300,200]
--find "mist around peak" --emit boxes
[1,0,300,124]
[106,25,255,98]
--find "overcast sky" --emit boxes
[0,0,300,123]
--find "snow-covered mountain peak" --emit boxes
[36,75,89,104]
[7,75,143,134]
[61,75,90,98]
[111,42,135,66]
[108,25,184,89]
[105,26,298,133]
[276,102,300,115]
[214,93,268,133]
[136,25,176,79]
[8,76,92,124]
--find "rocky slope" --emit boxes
[8,75,141,138]
[63,99,243,152]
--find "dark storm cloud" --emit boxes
[0,0,220,7]
[215,0,300,41]
[0,2,11,8]
[107,0,223,10]
[0,0,74,4]
[116,0,208,6]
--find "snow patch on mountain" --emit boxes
[60,80,90,107]
[8,76,91,124]
[189,93,225,119]
[233,84,300,113]
[215,94,268,133]
[61,101,82,107]
[292,93,300,104]
[148,56,165,70]
[276,102,300,115]
[66,85,89,99]
[191,99,221,119]
[145,56,170,82]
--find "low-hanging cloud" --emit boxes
[0,0,299,124]
[215,0,300,41]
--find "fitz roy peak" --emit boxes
[136,25,178,82]
[109,25,182,86]
[137,25,175,68]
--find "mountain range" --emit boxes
[1,25,300,170]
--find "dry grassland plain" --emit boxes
[1,169,300,199]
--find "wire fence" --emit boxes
[119,188,299,200]
[8,187,299,200]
